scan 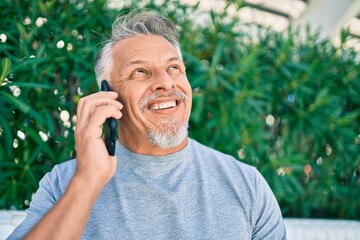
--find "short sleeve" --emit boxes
[251,170,287,240]
[7,162,74,239]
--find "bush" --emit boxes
[1,0,359,219]
[0,0,116,209]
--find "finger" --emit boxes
[77,91,119,117]
[87,99,123,121]
[76,92,122,128]
[76,105,122,141]
[87,105,123,127]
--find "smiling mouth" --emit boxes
[139,91,187,113]
[148,100,179,110]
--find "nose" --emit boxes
[151,69,175,92]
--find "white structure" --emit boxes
[1,210,360,240]
[239,0,360,49]
[293,0,360,49]
[108,0,360,49]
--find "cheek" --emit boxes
[180,79,192,99]
[174,74,190,89]
[119,86,147,113]
[180,80,192,116]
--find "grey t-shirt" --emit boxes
[8,138,286,239]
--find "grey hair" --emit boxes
[94,10,181,87]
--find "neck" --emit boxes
[118,131,188,156]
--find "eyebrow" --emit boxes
[167,56,182,62]
[123,60,147,69]
[123,56,183,69]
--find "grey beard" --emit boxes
[139,90,189,149]
[147,121,189,149]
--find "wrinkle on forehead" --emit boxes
[112,35,181,63]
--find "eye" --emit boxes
[167,64,181,75]
[129,68,150,79]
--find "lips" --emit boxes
[139,91,187,113]
[149,100,177,110]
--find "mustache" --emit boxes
[139,91,188,111]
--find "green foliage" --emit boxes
[181,5,360,219]
[1,0,359,220]
[0,0,117,209]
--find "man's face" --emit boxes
[109,35,192,154]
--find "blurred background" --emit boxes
[0,0,359,234]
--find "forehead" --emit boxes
[112,35,181,65]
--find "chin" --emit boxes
[147,122,189,149]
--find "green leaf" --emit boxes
[0,91,46,127]
[0,113,14,159]
[0,58,11,84]
[3,82,52,89]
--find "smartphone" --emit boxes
[100,80,117,156]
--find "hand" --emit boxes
[74,91,123,188]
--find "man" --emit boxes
[9,10,286,239]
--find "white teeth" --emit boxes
[149,101,176,110]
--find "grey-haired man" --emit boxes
[9,10,286,240]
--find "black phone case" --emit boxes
[100,80,117,156]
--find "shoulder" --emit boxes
[188,138,277,202]
[187,140,286,238]
[188,138,258,177]
[187,138,265,200]
[44,159,77,182]
[38,159,77,196]
[51,159,77,178]
[29,159,77,213]
[8,159,78,239]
